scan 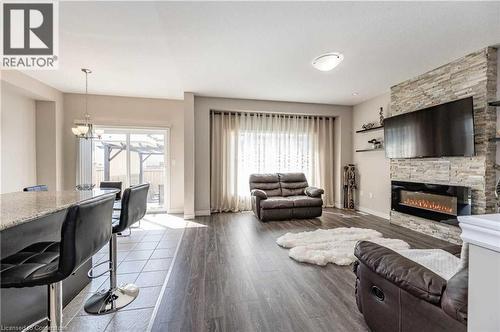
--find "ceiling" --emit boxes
[25,1,500,105]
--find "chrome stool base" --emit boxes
[84,284,139,315]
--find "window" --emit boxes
[211,111,334,212]
[92,127,169,213]
[236,130,313,196]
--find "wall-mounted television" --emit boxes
[384,97,475,159]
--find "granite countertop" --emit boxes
[0,189,118,231]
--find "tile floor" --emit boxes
[60,213,187,332]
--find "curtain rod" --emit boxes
[210,110,336,119]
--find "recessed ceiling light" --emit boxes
[352,92,359,96]
[312,52,344,71]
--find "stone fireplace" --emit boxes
[389,47,498,244]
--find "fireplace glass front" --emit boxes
[399,190,457,216]
[391,181,471,225]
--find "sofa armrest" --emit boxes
[251,189,268,199]
[441,268,468,324]
[304,186,324,197]
[354,241,447,305]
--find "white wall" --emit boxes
[193,96,353,214]
[1,72,356,217]
[352,92,391,219]
[1,82,37,193]
[36,101,58,190]
[62,93,185,212]
[183,92,195,218]
[1,70,64,191]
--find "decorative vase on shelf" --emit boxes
[368,139,382,149]
[76,184,95,191]
[379,107,384,126]
[362,122,375,130]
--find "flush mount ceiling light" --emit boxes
[312,52,344,71]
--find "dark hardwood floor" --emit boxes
[151,208,455,332]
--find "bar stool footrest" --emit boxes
[87,260,111,279]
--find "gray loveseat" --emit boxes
[249,172,324,221]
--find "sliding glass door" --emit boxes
[92,127,169,213]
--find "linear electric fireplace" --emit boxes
[391,181,471,225]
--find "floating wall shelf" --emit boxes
[356,147,385,153]
[355,125,384,133]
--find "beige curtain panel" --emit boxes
[210,111,335,212]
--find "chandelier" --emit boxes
[71,68,103,139]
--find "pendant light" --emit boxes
[71,68,103,139]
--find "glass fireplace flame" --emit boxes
[399,190,457,216]
[391,181,470,224]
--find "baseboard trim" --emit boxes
[183,214,195,220]
[334,201,343,209]
[357,206,390,220]
[171,209,211,216]
[195,210,211,216]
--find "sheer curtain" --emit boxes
[76,139,93,187]
[211,111,334,212]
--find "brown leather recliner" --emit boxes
[249,173,324,221]
[353,241,467,332]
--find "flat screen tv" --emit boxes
[384,97,474,159]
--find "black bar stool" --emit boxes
[0,194,115,331]
[100,181,122,212]
[85,183,149,315]
[23,185,48,192]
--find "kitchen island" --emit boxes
[0,189,117,329]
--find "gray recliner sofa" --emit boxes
[249,172,324,221]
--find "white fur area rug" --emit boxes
[276,227,383,248]
[276,227,410,266]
